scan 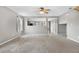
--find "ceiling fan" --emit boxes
[74,6,79,12]
[39,7,50,14]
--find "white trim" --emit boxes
[67,37,79,43]
[0,33,20,46]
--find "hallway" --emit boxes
[0,34,79,53]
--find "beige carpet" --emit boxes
[0,35,79,53]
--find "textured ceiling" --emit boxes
[7,6,72,16]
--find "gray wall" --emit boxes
[0,7,17,43]
[59,10,79,42]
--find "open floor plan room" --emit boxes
[0,6,79,53]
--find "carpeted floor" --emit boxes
[0,34,79,53]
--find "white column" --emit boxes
[16,16,23,33]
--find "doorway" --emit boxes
[58,24,67,37]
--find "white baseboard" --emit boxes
[0,33,20,46]
[67,37,79,43]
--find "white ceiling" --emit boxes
[7,6,72,16]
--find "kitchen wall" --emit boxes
[24,18,48,35]
[23,17,58,35]
[0,7,18,43]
